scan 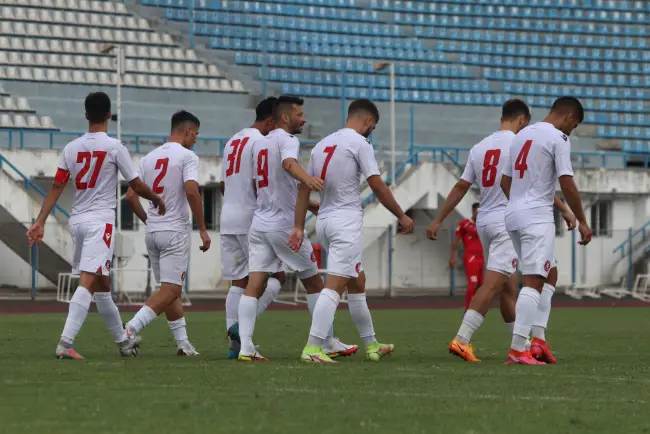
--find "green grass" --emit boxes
[2,307,650,434]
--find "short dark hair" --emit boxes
[551,96,584,123]
[348,98,380,122]
[273,95,304,122]
[472,202,480,209]
[85,92,111,124]
[501,99,530,121]
[255,97,278,121]
[171,110,200,131]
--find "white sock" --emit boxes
[168,317,188,346]
[60,286,92,345]
[126,306,157,334]
[307,288,340,347]
[225,285,244,331]
[307,292,334,339]
[257,277,281,317]
[94,292,127,343]
[347,293,376,345]
[238,295,259,355]
[456,309,484,345]
[532,283,555,341]
[511,287,541,352]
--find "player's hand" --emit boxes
[287,227,304,252]
[578,221,592,245]
[562,211,577,231]
[26,221,44,247]
[449,257,456,269]
[426,221,441,240]
[152,196,166,216]
[305,176,324,192]
[398,215,414,234]
[199,230,211,252]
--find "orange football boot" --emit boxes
[506,349,546,365]
[530,338,557,364]
[449,338,480,362]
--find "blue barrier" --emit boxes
[0,154,70,218]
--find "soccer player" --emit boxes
[26,92,165,359]
[450,202,484,311]
[219,97,287,359]
[501,96,591,365]
[237,95,356,361]
[290,98,415,363]
[123,110,208,356]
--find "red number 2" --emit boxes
[320,145,337,179]
[152,158,169,194]
[76,151,107,190]
[225,137,249,177]
[481,149,501,187]
[256,149,269,188]
[514,140,532,178]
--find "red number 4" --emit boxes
[256,149,269,188]
[320,145,337,179]
[153,158,169,193]
[226,137,249,177]
[76,151,107,190]
[514,140,532,178]
[481,149,501,187]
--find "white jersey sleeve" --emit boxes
[460,150,477,184]
[115,143,137,182]
[554,138,574,178]
[357,142,380,179]
[183,152,200,183]
[280,136,299,162]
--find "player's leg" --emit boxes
[530,261,558,363]
[463,255,480,312]
[507,224,555,365]
[221,234,249,358]
[165,296,198,356]
[256,270,284,319]
[237,230,275,361]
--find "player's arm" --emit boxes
[116,146,165,214]
[449,226,462,268]
[500,175,512,199]
[219,181,224,196]
[554,194,576,230]
[125,187,147,224]
[555,140,591,245]
[288,182,311,252]
[281,138,323,191]
[366,175,413,234]
[27,157,70,245]
[184,154,211,251]
[308,200,319,216]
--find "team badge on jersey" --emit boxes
[355,262,361,273]
[105,260,111,272]
[544,260,551,272]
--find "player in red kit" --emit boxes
[450,203,484,311]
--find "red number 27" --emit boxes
[514,140,532,178]
[76,150,107,190]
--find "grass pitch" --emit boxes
[1,307,649,434]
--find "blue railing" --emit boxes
[613,220,650,257]
[0,154,70,218]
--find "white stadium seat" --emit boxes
[46,68,59,82]
[196,78,208,90]
[112,15,125,28]
[99,56,113,70]
[173,48,184,60]
[160,76,172,88]
[77,13,89,25]
[41,0,55,8]
[149,60,161,73]
[13,22,26,36]
[75,41,88,52]
[172,62,184,75]
[125,17,138,29]
[114,30,126,43]
[161,62,172,75]
[37,39,50,51]
[59,69,72,82]
[51,9,64,23]
[0,114,14,128]
[24,38,37,51]
[101,14,113,28]
[90,0,103,12]
[0,37,9,50]
[4,97,17,110]
[207,79,220,91]
[0,21,12,35]
[208,64,220,76]
[103,2,116,14]
[27,8,40,22]
[63,11,75,24]
[22,52,35,66]
[26,23,40,36]
[61,54,74,68]
[51,25,64,39]
[172,76,184,89]
[89,27,101,41]
[195,64,208,76]
[11,38,24,50]
[136,74,148,87]
[40,116,54,129]
[5,66,19,79]
[149,33,162,44]
[38,8,51,22]
[87,55,100,69]
[74,55,86,69]
[220,79,232,92]
[232,80,244,92]
[161,47,173,59]
[62,40,75,52]
[72,70,84,83]
[13,114,28,128]
[64,26,76,40]
[38,25,52,37]
[148,75,160,88]
[185,63,197,75]
[0,52,7,64]
[50,39,63,52]
[34,53,47,65]
[185,77,196,89]
[149,47,162,59]
[136,46,150,59]
[161,33,173,44]
[98,71,111,85]
[77,26,89,40]
[85,71,98,83]
[15,7,28,20]
[115,2,128,14]
[186,50,198,61]
[47,54,61,67]
[135,59,147,73]
[126,31,138,43]
[66,0,79,9]
[9,52,21,65]
[54,0,66,10]
[123,74,135,87]
[27,115,41,129]
[17,97,31,111]
[0,7,15,20]
[138,32,150,44]
[138,18,149,30]
[101,29,113,42]
[124,58,135,72]
[125,45,137,58]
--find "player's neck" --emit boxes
[87,123,107,134]
[277,124,292,134]
[542,114,563,132]
[168,135,187,148]
[499,122,518,134]
[249,122,265,135]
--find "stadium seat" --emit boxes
[13,114,28,128]
[0,113,14,128]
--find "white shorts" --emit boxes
[508,223,556,278]
[316,215,363,279]
[145,231,189,286]
[69,221,115,276]
[220,234,250,281]
[477,222,518,276]
[248,228,318,279]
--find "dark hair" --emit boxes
[348,98,380,122]
[85,92,111,124]
[255,97,278,121]
[551,96,584,123]
[472,202,480,209]
[171,110,200,131]
[501,99,531,121]
[273,95,304,122]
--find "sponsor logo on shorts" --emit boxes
[105,260,111,272]
[310,252,316,262]
[544,260,551,272]
[512,258,518,269]
[355,262,362,273]
[470,276,478,283]
[181,271,186,282]
[103,223,113,248]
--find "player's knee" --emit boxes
[271,271,286,285]
[232,276,249,289]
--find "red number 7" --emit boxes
[320,145,337,179]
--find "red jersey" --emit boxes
[455,219,483,257]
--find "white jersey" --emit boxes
[250,128,301,232]
[308,128,380,219]
[220,128,264,234]
[502,122,574,230]
[56,132,136,225]
[137,142,199,233]
[460,130,515,227]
